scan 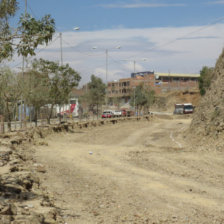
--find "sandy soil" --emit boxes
[34,118,224,224]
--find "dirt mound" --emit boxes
[190,49,224,145]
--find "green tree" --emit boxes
[22,69,49,126]
[113,96,121,109]
[0,0,55,61]
[0,67,21,131]
[199,66,214,96]
[130,84,155,115]
[84,75,106,118]
[144,88,155,113]
[31,58,81,124]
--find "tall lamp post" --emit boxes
[92,46,121,107]
[122,58,147,75]
[59,26,80,66]
[92,46,121,84]
[133,86,136,116]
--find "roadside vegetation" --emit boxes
[80,75,106,118]
[0,0,81,129]
[198,66,214,96]
[130,84,155,115]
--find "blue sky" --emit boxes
[17,0,224,31]
[8,0,224,84]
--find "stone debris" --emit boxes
[0,131,65,224]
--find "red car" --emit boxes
[101,111,113,118]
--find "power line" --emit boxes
[61,38,104,57]
[125,16,224,60]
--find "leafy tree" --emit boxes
[84,75,106,118]
[199,66,214,96]
[113,96,121,109]
[22,69,49,126]
[31,58,81,124]
[144,88,155,113]
[130,84,155,115]
[0,0,55,61]
[0,67,21,131]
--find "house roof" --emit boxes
[156,73,200,78]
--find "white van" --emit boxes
[183,103,194,114]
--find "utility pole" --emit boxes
[59,32,63,66]
[134,60,136,74]
[21,0,27,128]
[105,49,108,83]
[105,49,108,107]
[134,87,136,116]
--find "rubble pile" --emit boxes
[0,131,64,223]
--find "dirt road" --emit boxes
[35,118,224,224]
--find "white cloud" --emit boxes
[8,23,224,86]
[100,3,186,8]
[208,0,224,4]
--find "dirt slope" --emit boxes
[190,49,224,147]
[34,118,224,224]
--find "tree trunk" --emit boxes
[34,107,38,127]
[47,104,54,124]
[6,102,11,132]
[97,104,99,120]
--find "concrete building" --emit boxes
[107,71,200,104]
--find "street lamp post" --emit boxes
[106,49,108,83]
[122,58,147,75]
[133,87,136,116]
[92,46,121,84]
[92,46,121,108]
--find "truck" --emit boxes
[56,98,79,118]
[174,103,194,114]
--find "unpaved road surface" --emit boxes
[35,118,224,223]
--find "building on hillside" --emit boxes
[107,71,200,105]
[154,73,200,92]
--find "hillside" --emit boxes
[190,49,224,146]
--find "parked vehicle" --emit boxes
[120,108,135,117]
[183,103,194,114]
[56,98,79,118]
[121,109,127,117]
[173,103,194,114]
[101,110,114,118]
[173,104,184,114]
[113,110,122,117]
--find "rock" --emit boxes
[3,184,23,194]
[41,195,54,207]
[28,213,45,224]
[34,163,46,173]
[38,141,48,146]
[43,209,57,224]
[44,218,57,224]
[0,215,12,224]
[0,203,17,215]
[10,166,19,172]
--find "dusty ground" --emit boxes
[34,118,224,224]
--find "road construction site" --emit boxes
[31,115,224,224]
